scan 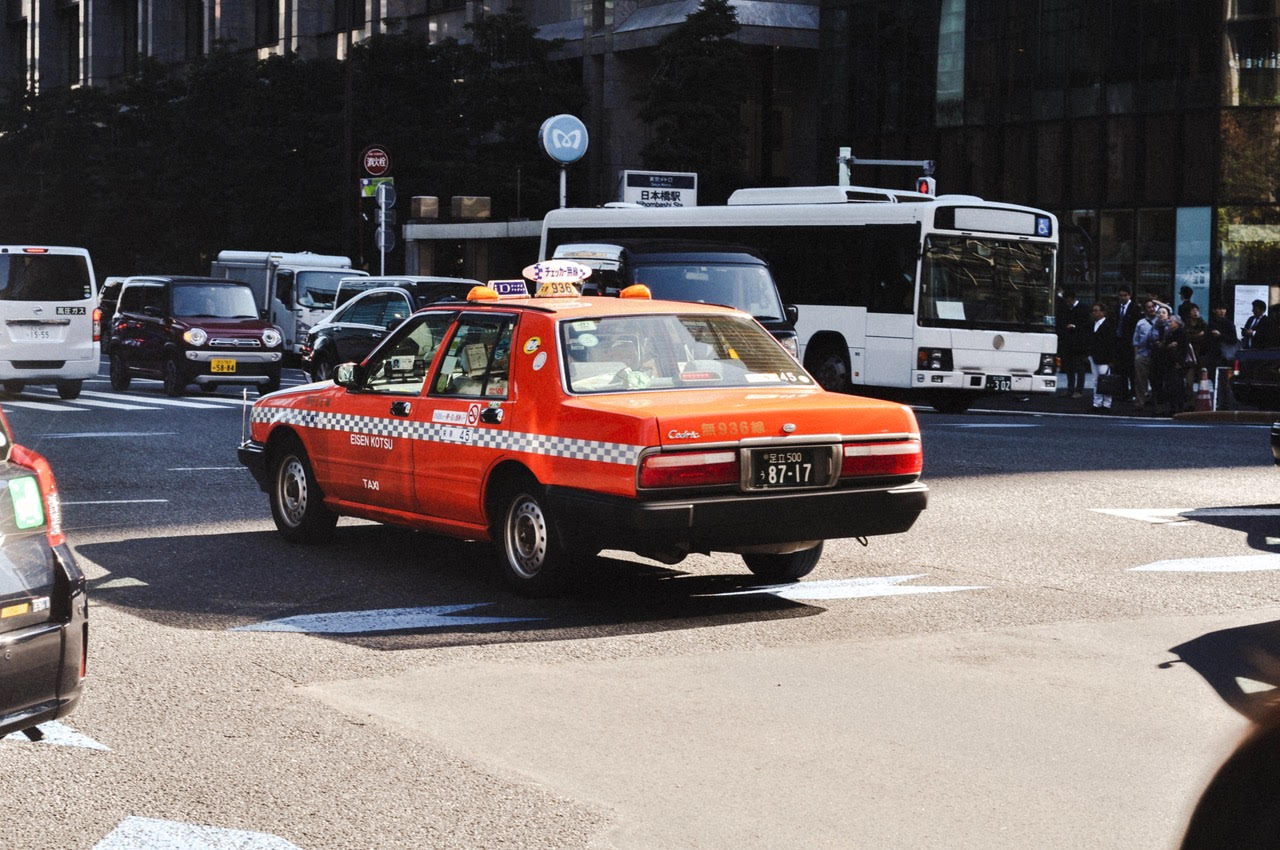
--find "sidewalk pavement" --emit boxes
[970,386,1278,424]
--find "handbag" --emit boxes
[1096,373,1125,396]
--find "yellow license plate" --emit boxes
[1,601,30,619]
[211,359,237,373]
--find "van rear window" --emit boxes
[0,255,92,301]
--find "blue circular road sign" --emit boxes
[539,114,589,165]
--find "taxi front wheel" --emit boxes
[270,441,337,543]
[742,541,824,583]
[496,484,576,596]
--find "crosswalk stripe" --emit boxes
[72,389,226,409]
[26,395,158,411]
[1,399,89,412]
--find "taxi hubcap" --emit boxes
[278,456,308,526]
[507,495,548,578]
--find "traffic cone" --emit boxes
[1195,368,1212,412]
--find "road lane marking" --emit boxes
[63,499,168,505]
[1130,555,1280,572]
[43,431,177,439]
[715,575,987,600]
[1091,508,1194,524]
[2,720,109,749]
[93,818,303,850]
[945,424,1040,429]
[94,577,149,589]
[232,603,544,634]
[167,466,245,471]
[1093,507,1280,525]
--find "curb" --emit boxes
[1172,410,1278,424]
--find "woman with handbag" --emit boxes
[1087,302,1120,411]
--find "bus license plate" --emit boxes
[985,375,1011,392]
[211,359,237,374]
[751,447,820,489]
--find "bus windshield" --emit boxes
[631,263,786,321]
[919,236,1056,332]
[296,270,354,310]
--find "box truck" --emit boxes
[209,251,367,357]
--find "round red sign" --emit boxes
[362,146,390,177]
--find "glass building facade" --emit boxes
[819,0,1278,320]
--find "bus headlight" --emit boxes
[1036,353,1057,375]
[916,347,952,371]
[183,328,207,347]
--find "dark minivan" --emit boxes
[550,240,800,358]
[108,276,285,396]
[0,408,87,739]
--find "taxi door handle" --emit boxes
[390,401,412,417]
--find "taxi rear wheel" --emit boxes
[270,440,337,543]
[742,541,824,583]
[496,484,574,596]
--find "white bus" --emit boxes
[541,185,1060,413]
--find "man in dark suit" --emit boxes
[1242,299,1271,350]
[1113,287,1140,401]
[1088,302,1119,410]
[1057,288,1092,397]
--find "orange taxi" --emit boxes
[238,265,928,594]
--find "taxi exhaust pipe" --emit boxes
[637,544,691,565]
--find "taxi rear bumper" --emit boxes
[545,480,928,552]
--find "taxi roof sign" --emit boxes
[522,260,593,298]
[487,279,530,298]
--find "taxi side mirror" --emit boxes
[335,362,359,389]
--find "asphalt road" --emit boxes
[1,371,1277,849]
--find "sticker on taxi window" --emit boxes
[523,337,542,354]
[532,351,548,371]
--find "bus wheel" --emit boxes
[809,350,850,393]
[932,392,977,414]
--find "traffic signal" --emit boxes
[916,176,936,196]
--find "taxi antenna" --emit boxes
[240,387,249,446]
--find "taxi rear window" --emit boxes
[562,313,812,393]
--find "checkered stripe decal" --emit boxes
[253,405,644,465]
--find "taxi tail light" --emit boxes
[840,440,923,478]
[639,451,739,488]
[9,444,65,546]
[92,307,102,342]
[80,622,87,679]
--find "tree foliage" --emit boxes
[0,10,582,276]
[635,0,749,203]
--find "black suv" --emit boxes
[301,278,478,382]
[108,276,284,396]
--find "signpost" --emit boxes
[359,144,393,273]
[619,170,698,207]
[375,180,396,274]
[539,114,588,208]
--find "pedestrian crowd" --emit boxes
[1057,285,1247,415]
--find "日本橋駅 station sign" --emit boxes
[619,170,697,207]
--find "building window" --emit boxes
[336,0,366,31]
[935,0,964,127]
[61,4,79,86]
[186,0,205,59]
[256,0,280,47]
[1136,208,1175,300]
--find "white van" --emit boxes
[0,246,99,399]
